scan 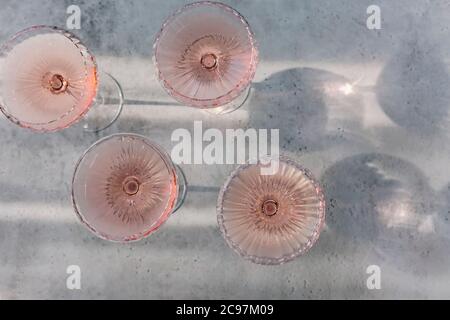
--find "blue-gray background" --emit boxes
[1,0,450,299]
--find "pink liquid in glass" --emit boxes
[154,1,258,108]
[0,27,97,131]
[218,158,326,265]
[72,134,179,242]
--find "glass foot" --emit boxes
[82,71,124,132]
[172,165,188,214]
[206,85,252,115]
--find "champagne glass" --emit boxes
[153,1,258,114]
[217,157,325,265]
[0,25,124,132]
[72,133,187,242]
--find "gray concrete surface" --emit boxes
[1,0,450,299]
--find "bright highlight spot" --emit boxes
[339,83,354,95]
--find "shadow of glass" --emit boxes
[321,153,450,275]
[376,30,450,137]
[248,67,367,154]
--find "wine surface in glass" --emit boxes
[1,32,97,130]
[218,159,325,265]
[72,134,178,242]
[154,1,258,108]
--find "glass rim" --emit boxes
[71,133,179,243]
[0,25,98,132]
[153,1,259,108]
[216,155,326,265]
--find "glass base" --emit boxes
[82,71,124,132]
[206,85,252,115]
[172,165,188,214]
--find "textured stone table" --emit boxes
[0,0,450,299]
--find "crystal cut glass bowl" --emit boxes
[217,157,326,265]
